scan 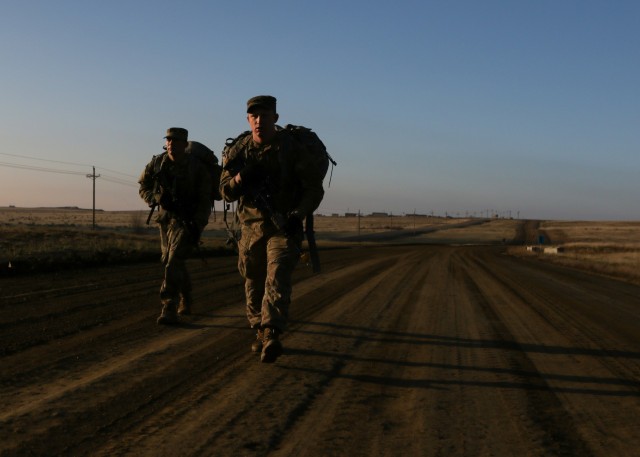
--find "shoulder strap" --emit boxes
[152,151,168,175]
[222,131,251,166]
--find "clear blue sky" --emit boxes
[1,1,638,220]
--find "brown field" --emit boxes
[508,220,640,286]
[0,206,478,274]
[1,208,640,456]
[2,207,639,285]
[0,206,466,233]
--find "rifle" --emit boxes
[305,214,321,273]
[248,184,322,272]
[146,203,157,225]
[174,211,207,264]
[248,183,287,230]
[226,157,321,272]
[224,157,287,233]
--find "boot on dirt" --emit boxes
[251,327,264,353]
[157,303,179,325]
[260,327,283,363]
[177,294,191,316]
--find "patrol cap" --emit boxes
[246,95,277,113]
[164,127,188,142]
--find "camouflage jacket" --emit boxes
[219,130,324,225]
[138,152,212,230]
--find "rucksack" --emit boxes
[222,125,336,186]
[222,125,335,272]
[279,124,337,185]
[186,141,223,202]
[278,124,335,272]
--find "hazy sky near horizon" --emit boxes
[1,1,638,220]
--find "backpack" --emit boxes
[222,124,335,272]
[222,125,336,186]
[186,141,223,201]
[278,124,335,272]
[279,124,337,185]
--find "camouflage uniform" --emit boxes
[220,124,324,333]
[139,129,212,322]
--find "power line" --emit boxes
[98,167,138,179]
[0,152,93,168]
[101,174,138,188]
[1,155,140,218]
[0,152,138,179]
[0,161,87,176]
[0,159,138,187]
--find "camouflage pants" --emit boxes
[238,222,301,332]
[159,218,194,309]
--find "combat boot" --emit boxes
[260,327,283,363]
[177,294,191,316]
[157,303,179,325]
[251,327,264,353]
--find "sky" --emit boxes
[1,0,638,220]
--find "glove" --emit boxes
[283,211,304,237]
[239,163,265,188]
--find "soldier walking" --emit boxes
[220,96,324,362]
[139,127,212,324]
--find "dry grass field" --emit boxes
[0,207,227,274]
[0,206,472,274]
[2,206,639,285]
[509,219,640,286]
[0,206,464,233]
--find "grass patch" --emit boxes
[0,225,233,276]
[510,219,640,286]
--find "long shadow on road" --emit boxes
[282,320,640,398]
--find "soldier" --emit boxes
[220,96,324,363]
[139,127,212,324]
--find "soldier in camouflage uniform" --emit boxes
[139,127,212,325]
[220,96,324,363]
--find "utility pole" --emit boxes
[413,209,416,235]
[86,166,101,230]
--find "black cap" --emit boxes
[246,95,277,113]
[164,127,188,142]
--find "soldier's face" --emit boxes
[247,108,278,144]
[165,138,187,161]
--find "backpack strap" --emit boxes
[222,131,251,168]
[221,131,252,251]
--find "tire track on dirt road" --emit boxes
[0,246,393,456]
[84,247,412,457]
[454,250,592,456]
[2,245,640,456]
[459,247,640,456]
[271,246,443,457]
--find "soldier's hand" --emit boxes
[159,193,176,211]
[238,163,265,187]
[283,211,304,237]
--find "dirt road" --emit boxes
[1,241,639,456]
